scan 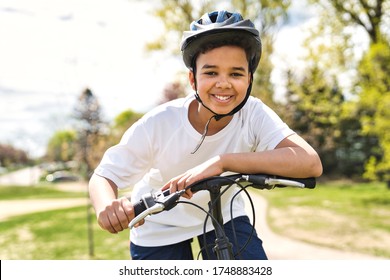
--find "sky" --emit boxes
[0,0,317,158]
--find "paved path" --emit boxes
[0,198,88,222]
[0,167,42,186]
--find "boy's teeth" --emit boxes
[215,95,230,101]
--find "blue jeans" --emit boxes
[130,215,268,260]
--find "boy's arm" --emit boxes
[89,174,137,234]
[221,133,322,178]
[162,133,322,197]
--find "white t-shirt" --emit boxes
[94,95,295,246]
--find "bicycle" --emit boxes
[128,173,316,260]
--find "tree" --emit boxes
[313,0,390,180]
[323,0,390,44]
[73,87,108,258]
[278,5,364,177]
[145,0,213,53]
[0,143,29,168]
[357,42,390,184]
[73,88,107,179]
[281,0,389,180]
[282,67,347,175]
[46,130,77,162]
[158,81,186,104]
[233,0,291,107]
[308,0,390,78]
[109,109,144,145]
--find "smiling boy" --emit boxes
[89,10,322,260]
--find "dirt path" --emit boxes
[246,193,385,260]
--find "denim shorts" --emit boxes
[130,215,268,260]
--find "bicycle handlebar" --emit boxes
[129,173,316,229]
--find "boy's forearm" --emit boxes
[89,174,118,214]
[220,147,322,178]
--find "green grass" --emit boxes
[0,184,84,200]
[1,181,389,259]
[0,185,129,260]
[0,206,130,260]
[259,180,390,258]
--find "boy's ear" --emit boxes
[189,71,196,90]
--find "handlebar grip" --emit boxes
[271,176,316,189]
[245,174,316,189]
[289,177,316,189]
[133,200,147,217]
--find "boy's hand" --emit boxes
[96,197,144,234]
[161,156,223,199]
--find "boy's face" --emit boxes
[189,45,251,117]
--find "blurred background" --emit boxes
[0,0,389,260]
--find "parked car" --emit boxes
[46,171,80,183]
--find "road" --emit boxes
[0,166,43,186]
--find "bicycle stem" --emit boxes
[208,186,234,260]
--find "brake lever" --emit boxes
[128,203,165,229]
[128,190,186,229]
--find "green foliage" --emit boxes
[357,42,390,182]
[113,110,143,131]
[46,130,77,162]
[278,0,389,179]
[228,0,292,107]
[322,0,389,44]
[109,109,144,145]
[334,101,377,177]
[281,67,349,175]
[146,0,213,53]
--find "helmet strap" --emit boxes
[190,69,254,154]
[190,114,217,154]
[193,71,253,121]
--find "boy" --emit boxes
[89,10,322,259]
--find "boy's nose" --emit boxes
[216,80,232,89]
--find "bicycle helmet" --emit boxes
[181,11,262,153]
[181,10,261,73]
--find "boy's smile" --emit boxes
[189,45,251,122]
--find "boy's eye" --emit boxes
[203,72,244,76]
[204,71,217,76]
